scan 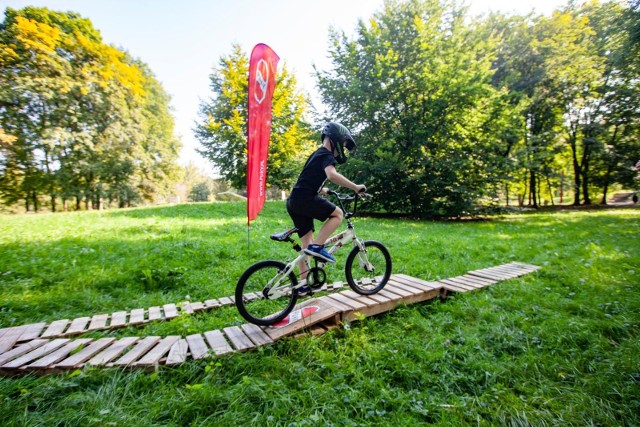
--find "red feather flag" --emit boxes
[246,43,279,226]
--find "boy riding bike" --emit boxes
[286,122,366,295]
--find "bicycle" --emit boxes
[235,190,392,326]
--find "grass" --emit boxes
[0,201,639,426]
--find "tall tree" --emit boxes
[584,0,640,203]
[195,44,315,191]
[317,0,507,216]
[0,7,180,211]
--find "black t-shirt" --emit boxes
[289,147,336,200]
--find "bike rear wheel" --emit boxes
[345,240,392,295]
[235,260,298,326]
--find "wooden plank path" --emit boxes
[0,262,539,375]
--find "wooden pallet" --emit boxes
[0,262,539,375]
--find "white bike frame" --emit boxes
[266,227,364,299]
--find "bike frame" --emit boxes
[265,218,365,299]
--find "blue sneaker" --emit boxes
[304,244,336,263]
[296,285,312,298]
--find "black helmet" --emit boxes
[321,122,356,164]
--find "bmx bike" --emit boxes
[235,190,392,326]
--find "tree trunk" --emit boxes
[601,183,609,205]
[529,170,538,208]
[32,190,39,213]
[505,183,510,207]
[581,168,591,205]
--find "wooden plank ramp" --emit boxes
[0,262,539,375]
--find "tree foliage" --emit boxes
[317,0,509,216]
[194,44,316,191]
[315,0,638,215]
[0,7,180,211]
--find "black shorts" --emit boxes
[286,196,337,237]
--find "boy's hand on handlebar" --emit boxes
[355,184,367,195]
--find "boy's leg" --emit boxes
[298,231,313,279]
[313,207,343,246]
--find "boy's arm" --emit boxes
[324,165,366,193]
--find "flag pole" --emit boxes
[247,222,251,258]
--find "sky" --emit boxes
[1,0,569,175]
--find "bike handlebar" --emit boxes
[326,190,371,217]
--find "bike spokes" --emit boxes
[345,240,392,295]
[235,260,298,326]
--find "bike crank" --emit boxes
[305,267,327,289]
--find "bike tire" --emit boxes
[345,240,392,295]
[235,260,298,326]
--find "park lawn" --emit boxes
[0,202,638,426]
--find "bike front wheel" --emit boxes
[235,260,298,326]
[345,240,392,295]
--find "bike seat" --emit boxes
[270,227,299,242]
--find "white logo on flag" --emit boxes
[255,59,269,104]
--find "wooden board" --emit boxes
[318,294,353,313]
[436,281,468,293]
[27,339,92,369]
[481,266,522,278]
[326,281,344,291]
[148,306,162,321]
[87,337,139,366]
[339,290,380,307]
[265,298,342,341]
[455,274,495,286]
[204,299,220,308]
[203,330,234,356]
[41,320,69,338]
[0,339,49,367]
[387,278,427,295]
[443,276,485,289]
[467,268,513,281]
[129,309,145,325]
[165,339,189,365]
[326,293,367,311]
[17,322,47,342]
[363,292,392,304]
[376,287,405,302]
[223,326,255,351]
[241,293,259,302]
[241,324,273,346]
[134,336,180,366]
[55,338,116,369]
[380,283,414,298]
[186,334,209,360]
[191,302,205,312]
[88,314,109,331]
[113,336,161,366]
[163,304,178,319]
[180,302,194,314]
[394,274,441,290]
[218,297,233,306]
[0,339,70,369]
[110,311,128,328]
[65,317,91,335]
[0,327,26,354]
[437,279,473,292]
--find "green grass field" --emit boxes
[1,202,639,426]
